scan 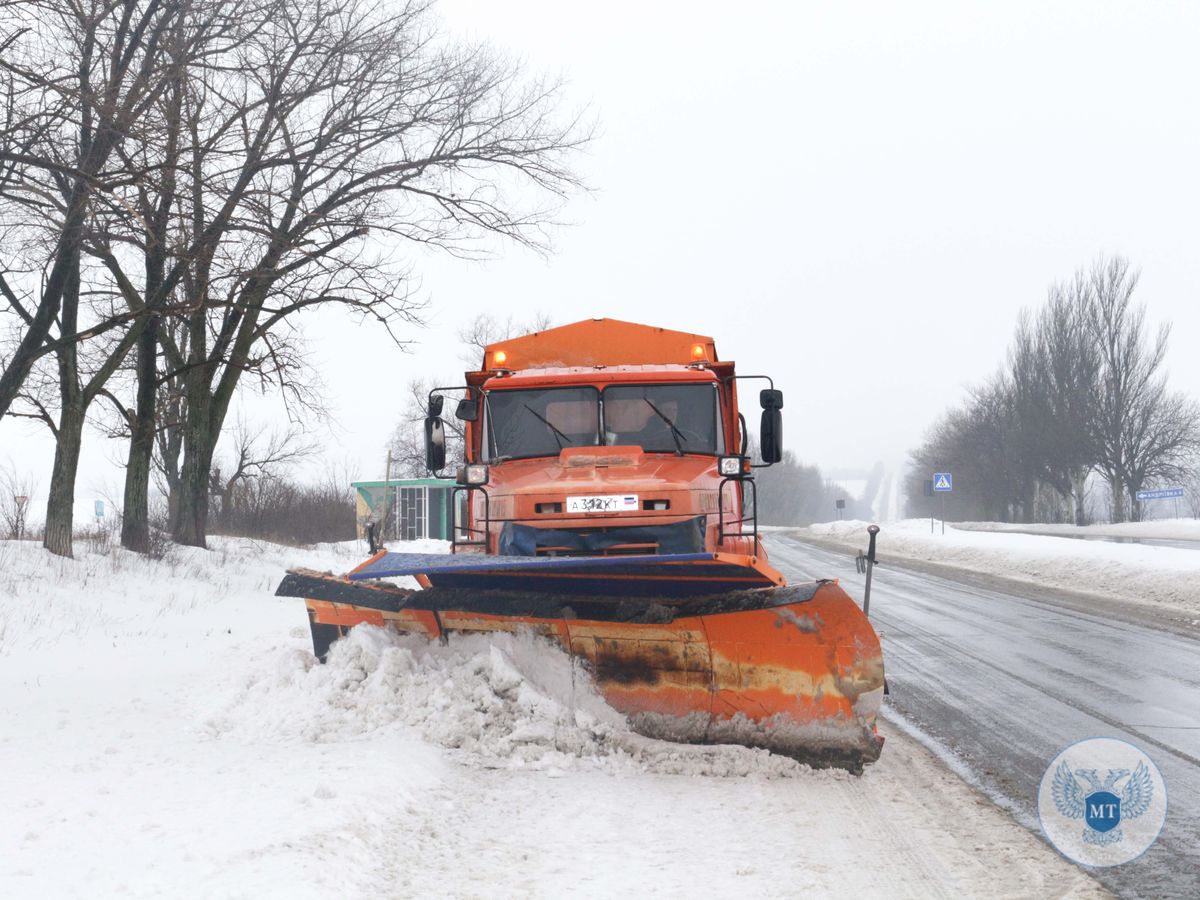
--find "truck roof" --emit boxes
[479,318,717,371]
[483,364,720,390]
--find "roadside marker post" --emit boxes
[862,525,880,617]
[933,472,952,535]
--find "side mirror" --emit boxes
[425,416,446,472]
[455,398,479,422]
[428,394,445,417]
[760,389,783,410]
[760,408,783,464]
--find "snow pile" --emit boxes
[957,517,1200,542]
[0,534,367,653]
[800,518,1200,615]
[207,624,817,779]
[0,534,1107,898]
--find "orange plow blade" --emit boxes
[277,558,885,771]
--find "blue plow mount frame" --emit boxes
[348,552,776,598]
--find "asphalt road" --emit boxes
[769,533,1200,900]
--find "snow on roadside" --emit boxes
[0,535,1105,898]
[799,518,1200,617]
[956,517,1200,543]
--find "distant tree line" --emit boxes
[907,257,1200,523]
[209,465,357,546]
[756,453,874,526]
[0,0,585,556]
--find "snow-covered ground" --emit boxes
[956,517,1200,543]
[0,537,1103,898]
[800,519,1200,618]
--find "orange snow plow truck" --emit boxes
[277,318,885,771]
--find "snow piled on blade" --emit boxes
[207,624,818,779]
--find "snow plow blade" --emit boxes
[276,553,884,772]
[345,549,785,596]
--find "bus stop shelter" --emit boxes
[352,478,455,542]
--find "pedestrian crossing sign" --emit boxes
[933,472,953,492]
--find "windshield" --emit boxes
[484,382,723,460]
[603,384,723,455]
[486,387,600,459]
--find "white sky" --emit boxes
[3,0,1200,512]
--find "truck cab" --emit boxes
[424,318,782,559]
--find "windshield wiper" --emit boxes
[643,399,686,455]
[524,404,572,450]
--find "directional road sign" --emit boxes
[1135,487,1183,501]
[933,472,953,492]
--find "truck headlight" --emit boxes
[457,464,489,485]
[718,456,743,477]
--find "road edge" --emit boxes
[781,529,1200,641]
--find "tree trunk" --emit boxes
[121,319,159,551]
[43,402,86,557]
[0,182,91,419]
[1021,480,1037,524]
[166,477,181,533]
[173,409,214,548]
[1070,469,1088,526]
[159,398,184,532]
[1108,475,1126,523]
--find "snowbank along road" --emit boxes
[0,537,1104,899]
[768,533,1200,900]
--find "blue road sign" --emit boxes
[94,499,105,518]
[1135,487,1183,501]
[933,472,953,492]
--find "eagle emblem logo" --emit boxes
[1051,759,1155,845]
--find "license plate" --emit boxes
[566,494,639,513]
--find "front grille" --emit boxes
[535,542,659,558]
[498,515,705,558]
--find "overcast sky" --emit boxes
[4,0,1200,509]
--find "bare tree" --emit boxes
[1009,273,1101,523]
[209,415,319,520]
[0,461,36,539]
[1085,257,1200,521]
[133,0,586,549]
[910,256,1200,525]
[213,461,357,544]
[1184,463,1200,519]
[0,0,217,418]
[906,373,1029,522]
[3,0,586,556]
[5,257,143,556]
[1121,390,1200,519]
[0,0,241,555]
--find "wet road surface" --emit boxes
[770,533,1200,900]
